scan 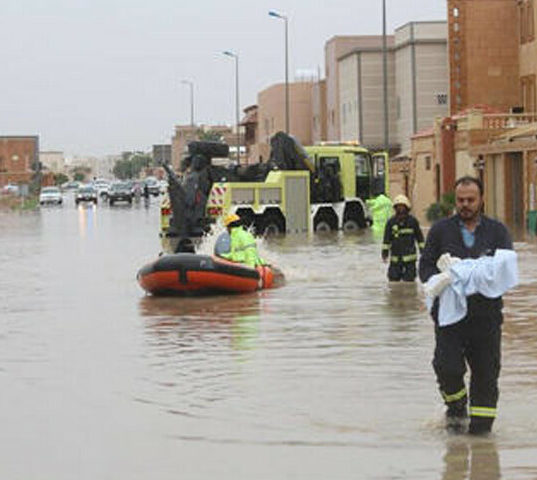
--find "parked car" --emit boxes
[1,183,19,195]
[94,181,111,199]
[144,177,161,196]
[75,185,98,205]
[61,181,82,191]
[39,186,63,205]
[108,182,133,206]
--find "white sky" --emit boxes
[0,0,446,156]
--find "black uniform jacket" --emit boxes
[382,214,425,261]
[419,214,513,322]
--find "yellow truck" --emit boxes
[205,142,388,234]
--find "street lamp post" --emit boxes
[269,10,289,134]
[382,0,389,156]
[223,50,241,163]
[180,80,194,127]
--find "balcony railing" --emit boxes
[482,113,537,129]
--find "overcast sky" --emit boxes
[0,0,446,156]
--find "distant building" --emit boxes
[337,36,397,151]
[0,136,39,187]
[336,22,448,155]
[325,36,381,141]
[240,105,258,164]
[256,81,314,160]
[311,79,327,144]
[152,144,171,165]
[40,151,65,174]
[171,124,241,170]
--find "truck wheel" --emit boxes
[342,220,360,232]
[315,221,332,233]
[314,211,337,232]
[260,212,285,236]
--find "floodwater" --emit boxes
[1,194,537,480]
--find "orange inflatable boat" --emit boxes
[137,253,284,296]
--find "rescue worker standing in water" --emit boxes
[381,194,425,281]
[218,213,265,268]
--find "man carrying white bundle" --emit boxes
[419,176,517,435]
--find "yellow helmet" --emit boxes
[223,213,241,227]
[393,194,411,209]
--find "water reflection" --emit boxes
[77,202,97,238]
[139,292,262,352]
[442,437,500,480]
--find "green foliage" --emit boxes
[73,172,85,182]
[426,192,455,223]
[54,173,69,186]
[196,129,224,143]
[114,152,152,179]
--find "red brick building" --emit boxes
[0,136,39,187]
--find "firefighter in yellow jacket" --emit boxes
[218,213,266,268]
[382,194,425,281]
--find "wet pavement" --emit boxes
[1,194,537,479]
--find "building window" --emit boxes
[453,7,459,17]
[521,75,536,113]
[425,156,432,171]
[520,0,535,44]
[437,93,448,105]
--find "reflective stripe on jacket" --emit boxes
[382,214,425,263]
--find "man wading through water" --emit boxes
[419,176,514,435]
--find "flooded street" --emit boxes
[1,196,537,479]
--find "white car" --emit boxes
[39,186,63,205]
[1,183,19,195]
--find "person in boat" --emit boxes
[217,213,266,268]
[381,194,425,282]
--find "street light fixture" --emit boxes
[180,80,194,128]
[222,50,241,163]
[269,10,289,134]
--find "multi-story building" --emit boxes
[325,36,380,141]
[0,136,39,187]
[337,36,396,151]
[256,81,314,160]
[152,145,172,166]
[311,79,327,144]
[448,0,519,114]
[395,22,449,155]
[407,0,537,232]
[336,23,448,155]
[40,151,65,174]
[171,124,241,170]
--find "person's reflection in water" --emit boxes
[442,437,500,480]
[385,281,422,315]
[138,293,262,352]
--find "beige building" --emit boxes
[171,124,241,169]
[337,36,396,150]
[325,36,380,141]
[39,151,65,174]
[311,79,327,144]
[256,81,314,159]
[395,22,449,155]
[336,23,448,154]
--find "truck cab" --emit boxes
[304,143,388,232]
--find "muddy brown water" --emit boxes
[1,196,537,479]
